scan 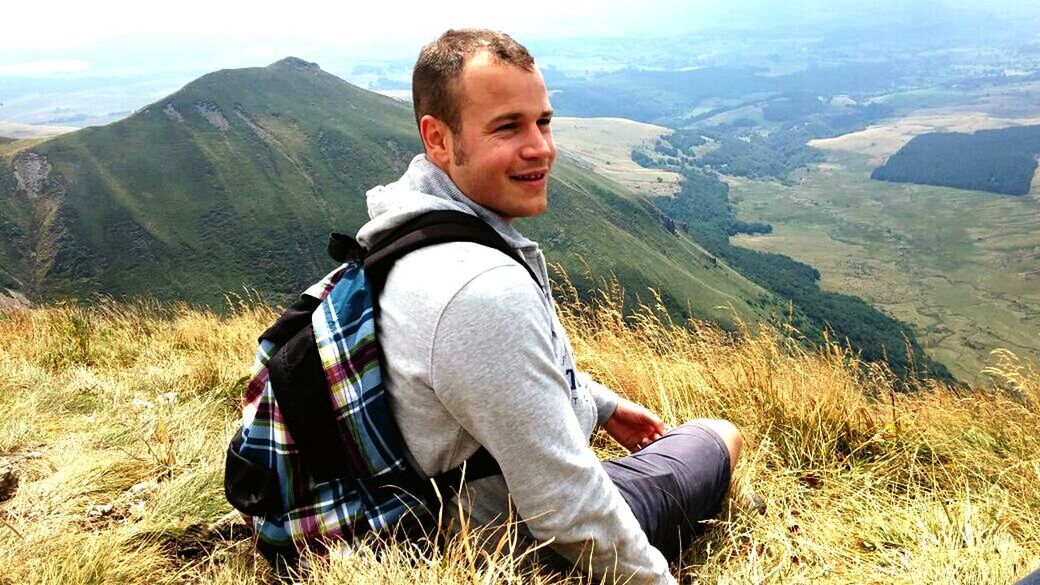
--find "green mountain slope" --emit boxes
[0,57,776,328]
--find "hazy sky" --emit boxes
[7,0,702,52]
[2,0,1038,76]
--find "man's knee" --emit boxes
[689,418,742,472]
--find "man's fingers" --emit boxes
[644,413,667,435]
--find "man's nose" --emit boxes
[520,125,554,160]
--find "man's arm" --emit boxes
[430,265,675,585]
[576,360,669,452]
[580,374,621,426]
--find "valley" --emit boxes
[557,82,1040,382]
[730,103,1040,382]
[5,24,1040,382]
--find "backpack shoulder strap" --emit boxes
[257,295,321,347]
[361,210,543,299]
[356,210,537,487]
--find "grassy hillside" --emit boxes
[0,57,773,329]
[527,163,773,326]
[1,293,1037,583]
[0,57,419,303]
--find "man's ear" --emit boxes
[419,114,453,168]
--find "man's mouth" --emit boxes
[509,171,548,182]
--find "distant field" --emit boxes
[730,149,1040,383]
[809,110,1040,164]
[0,136,52,157]
[552,117,681,197]
[0,121,78,139]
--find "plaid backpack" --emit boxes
[223,210,541,561]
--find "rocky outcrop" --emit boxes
[272,57,321,72]
[233,107,284,153]
[0,289,30,309]
[163,103,185,123]
[194,101,229,131]
[13,152,65,201]
[9,151,71,295]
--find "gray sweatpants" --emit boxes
[602,421,733,561]
[448,420,733,574]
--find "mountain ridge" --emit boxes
[0,58,777,330]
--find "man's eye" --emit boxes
[538,118,552,127]
[496,123,518,132]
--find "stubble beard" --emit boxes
[451,130,468,167]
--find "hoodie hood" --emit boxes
[356,154,538,252]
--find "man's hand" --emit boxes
[603,398,669,453]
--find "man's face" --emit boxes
[442,53,556,222]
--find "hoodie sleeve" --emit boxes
[429,264,676,585]
[579,373,621,426]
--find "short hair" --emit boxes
[412,29,535,134]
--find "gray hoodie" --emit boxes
[356,154,675,585]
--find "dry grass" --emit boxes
[1,286,1038,584]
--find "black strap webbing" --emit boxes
[363,210,543,301]
[429,447,500,493]
[258,295,320,347]
[327,232,364,264]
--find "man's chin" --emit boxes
[498,199,547,223]
[518,201,548,220]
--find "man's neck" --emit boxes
[422,154,514,224]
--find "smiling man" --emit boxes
[355,29,741,585]
[416,47,554,219]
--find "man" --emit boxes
[355,29,742,585]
